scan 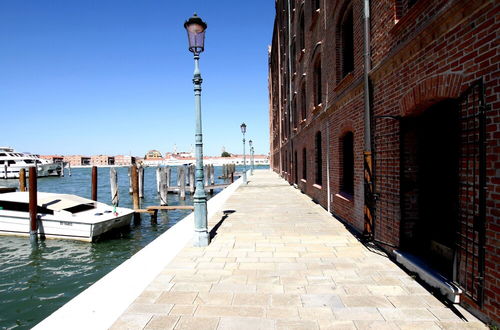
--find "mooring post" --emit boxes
[165,166,171,190]
[156,167,161,194]
[138,165,144,199]
[91,166,98,201]
[131,165,140,223]
[60,162,64,177]
[3,164,7,179]
[204,165,209,186]
[231,164,234,183]
[110,167,119,207]
[159,167,168,206]
[29,167,38,243]
[180,165,186,200]
[68,163,72,176]
[128,166,133,194]
[189,164,195,193]
[19,168,27,192]
[177,166,181,187]
[209,164,214,194]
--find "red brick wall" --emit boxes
[269,0,498,322]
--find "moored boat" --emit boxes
[0,192,134,242]
[0,147,62,179]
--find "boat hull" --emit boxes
[0,211,133,242]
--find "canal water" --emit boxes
[0,165,262,329]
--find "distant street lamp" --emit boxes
[249,140,254,175]
[240,123,247,184]
[184,13,209,247]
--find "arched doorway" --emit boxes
[400,99,459,278]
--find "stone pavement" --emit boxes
[111,170,486,330]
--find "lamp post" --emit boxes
[240,123,247,184]
[249,140,254,175]
[184,13,209,247]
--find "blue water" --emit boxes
[0,165,264,329]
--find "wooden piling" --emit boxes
[68,163,72,176]
[3,164,7,179]
[60,162,64,177]
[209,164,215,194]
[156,167,161,193]
[189,164,195,193]
[138,165,144,199]
[128,166,133,194]
[110,167,119,206]
[91,166,98,201]
[29,167,38,241]
[131,165,140,223]
[19,168,27,192]
[179,166,186,200]
[131,165,139,209]
[159,167,169,206]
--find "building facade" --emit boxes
[269,0,498,324]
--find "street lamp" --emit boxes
[184,13,209,247]
[240,123,247,184]
[249,140,254,175]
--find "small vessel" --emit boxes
[0,192,134,242]
[0,147,62,179]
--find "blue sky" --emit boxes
[0,1,274,157]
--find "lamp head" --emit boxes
[184,13,207,55]
[240,123,247,134]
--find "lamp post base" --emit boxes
[193,231,210,247]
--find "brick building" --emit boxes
[269,0,498,324]
[90,155,115,166]
[114,155,136,166]
[63,155,91,166]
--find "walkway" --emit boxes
[111,170,485,329]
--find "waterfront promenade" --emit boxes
[111,170,485,329]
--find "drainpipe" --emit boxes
[326,121,331,213]
[287,0,294,183]
[363,0,374,238]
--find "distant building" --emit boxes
[91,155,115,166]
[115,155,135,166]
[145,150,162,159]
[63,155,91,166]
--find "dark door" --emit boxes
[400,99,459,278]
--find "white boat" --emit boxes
[0,192,134,242]
[0,147,62,179]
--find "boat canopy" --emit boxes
[0,192,95,212]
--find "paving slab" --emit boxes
[111,170,486,329]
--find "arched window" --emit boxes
[292,96,298,129]
[294,150,298,184]
[314,0,321,11]
[339,3,354,79]
[395,0,420,20]
[315,131,322,185]
[341,132,354,195]
[313,56,322,106]
[301,83,307,121]
[302,148,307,180]
[298,11,305,52]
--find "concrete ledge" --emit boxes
[393,250,462,303]
[34,176,244,330]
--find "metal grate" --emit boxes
[455,78,487,306]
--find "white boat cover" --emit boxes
[0,192,95,211]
